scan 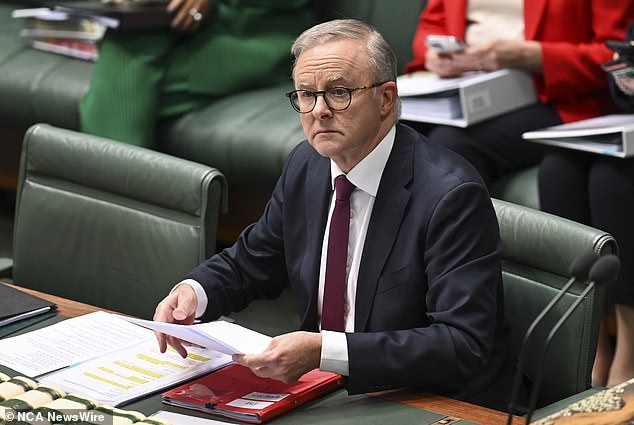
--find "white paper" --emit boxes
[11,8,68,20]
[523,114,634,139]
[0,311,152,377]
[151,410,234,425]
[396,70,505,97]
[39,340,232,406]
[114,315,272,355]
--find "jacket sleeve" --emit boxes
[537,0,634,102]
[404,0,452,73]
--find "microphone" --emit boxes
[506,251,599,424]
[523,254,621,424]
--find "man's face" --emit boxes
[293,39,394,172]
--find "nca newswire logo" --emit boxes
[4,408,109,424]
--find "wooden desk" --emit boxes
[12,283,119,318]
[10,284,522,425]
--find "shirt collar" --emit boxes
[330,125,396,197]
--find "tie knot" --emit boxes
[334,175,355,201]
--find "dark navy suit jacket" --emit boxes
[188,123,515,408]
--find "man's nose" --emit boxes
[312,94,333,118]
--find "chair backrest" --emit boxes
[492,198,618,407]
[11,124,227,318]
[315,0,426,71]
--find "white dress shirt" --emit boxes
[179,125,396,376]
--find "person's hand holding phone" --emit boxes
[424,36,543,78]
[604,40,634,96]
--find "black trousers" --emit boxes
[540,151,634,306]
[407,102,562,188]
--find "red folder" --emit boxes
[161,364,343,423]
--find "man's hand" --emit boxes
[233,332,322,383]
[167,0,210,32]
[153,284,198,357]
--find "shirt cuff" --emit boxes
[170,279,208,319]
[320,330,349,376]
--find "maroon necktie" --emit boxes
[321,175,356,332]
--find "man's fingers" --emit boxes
[155,330,168,353]
[173,307,188,321]
[166,335,189,358]
[153,284,198,357]
[232,353,264,368]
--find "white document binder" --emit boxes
[397,69,538,127]
[523,114,634,158]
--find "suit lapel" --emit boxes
[447,0,469,37]
[524,0,548,40]
[299,155,331,330]
[354,125,413,331]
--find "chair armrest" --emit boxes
[0,257,13,278]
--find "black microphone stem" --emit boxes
[523,282,595,424]
[505,277,581,424]
[505,251,598,424]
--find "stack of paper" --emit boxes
[11,8,103,61]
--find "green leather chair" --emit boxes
[493,198,618,408]
[2,123,227,319]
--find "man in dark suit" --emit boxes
[154,19,516,410]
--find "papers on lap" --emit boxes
[397,69,538,127]
[52,0,172,29]
[523,114,634,157]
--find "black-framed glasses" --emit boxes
[285,81,389,113]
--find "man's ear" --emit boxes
[380,81,398,117]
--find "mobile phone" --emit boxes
[425,35,467,54]
[606,40,634,57]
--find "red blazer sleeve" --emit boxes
[404,0,467,73]
[536,0,634,104]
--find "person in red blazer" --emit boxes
[404,0,634,188]
[540,23,634,388]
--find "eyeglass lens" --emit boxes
[290,88,352,113]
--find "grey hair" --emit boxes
[290,19,398,84]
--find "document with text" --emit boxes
[115,315,272,355]
[0,311,274,405]
[39,339,231,406]
[0,311,150,377]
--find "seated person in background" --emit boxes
[79,0,312,147]
[153,19,518,411]
[539,23,634,388]
[404,0,634,189]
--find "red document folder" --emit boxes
[161,364,343,423]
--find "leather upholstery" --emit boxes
[10,124,227,318]
[493,198,618,407]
